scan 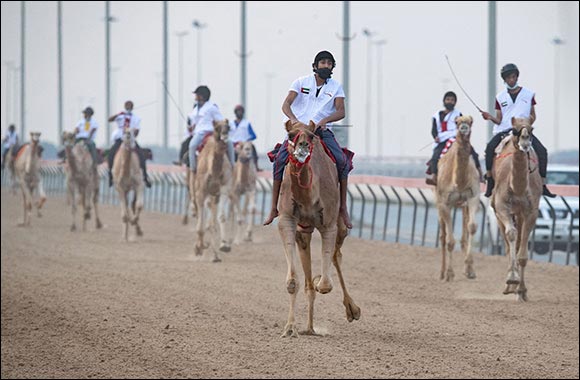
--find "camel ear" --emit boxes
[235,143,242,154]
[306,120,316,133]
[511,116,516,126]
[467,115,473,125]
[285,120,294,132]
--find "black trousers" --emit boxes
[179,136,192,164]
[430,141,481,175]
[485,132,548,178]
[108,139,148,178]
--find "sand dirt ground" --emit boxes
[1,190,578,378]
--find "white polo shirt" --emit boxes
[75,118,99,140]
[3,130,18,148]
[493,86,535,135]
[229,119,257,143]
[286,74,345,129]
[111,111,141,141]
[189,101,224,135]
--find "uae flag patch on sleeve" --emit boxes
[301,87,310,94]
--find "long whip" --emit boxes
[445,54,483,112]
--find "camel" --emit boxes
[112,128,144,241]
[189,120,234,262]
[434,116,481,281]
[4,145,19,195]
[277,120,360,338]
[62,132,102,232]
[229,141,257,242]
[491,117,542,302]
[13,132,46,226]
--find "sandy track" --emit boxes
[1,190,578,378]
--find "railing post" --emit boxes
[544,196,557,263]
[391,186,402,243]
[418,188,429,246]
[404,188,418,245]
[355,184,365,238]
[366,184,377,240]
[560,196,575,266]
[379,185,391,241]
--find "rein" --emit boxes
[287,130,314,190]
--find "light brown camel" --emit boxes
[13,132,46,226]
[189,120,234,262]
[434,116,481,281]
[277,120,360,338]
[230,141,257,242]
[5,145,19,195]
[62,132,103,232]
[112,128,144,241]
[491,117,542,302]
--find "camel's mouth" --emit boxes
[293,148,310,164]
[458,124,470,135]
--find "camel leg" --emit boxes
[18,183,31,227]
[69,184,77,232]
[332,218,361,322]
[132,187,144,237]
[194,192,206,257]
[315,226,337,294]
[278,214,299,338]
[93,184,103,229]
[217,192,231,253]
[438,205,455,281]
[462,200,478,279]
[35,180,46,217]
[244,189,256,242]
[516,213,536,302]
[296,231,317,335]
[81,186,88,232]
[496,209,520,293]
[189,172,197,218]
[438,214,447,280]
[118,190,130,241]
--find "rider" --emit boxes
[480,63,556,198]
[107,100,152,188]
[264,50,352,229]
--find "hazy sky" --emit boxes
[1,1,578,158]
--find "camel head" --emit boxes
[511,117,533,153]
[213,119,231,145]
[285,120,316,165]
[29,131,41,145]
[62,131,76,148]
[236,141,254,164]
[122,128,136,149]
[455,116,473,140]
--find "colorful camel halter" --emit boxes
[287,130,314,189]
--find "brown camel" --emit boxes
[230,141,257,242]
[13,132,46,226]
[190,120,234,262]
[62,132,102,232]
[434,116,481,281]
[278,120,360,338]
[491,117,542,301]
[112,128,144,241]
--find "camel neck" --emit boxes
[453,137,472,189]
[65,145,78,173]
[211,142,225,177]
[511,150,529,196]
[120,143,132,179]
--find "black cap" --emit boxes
[443,91,457,102]
[82,106,94,115]
[193,85,211,101]
[500,63,519,80]
[313,50,336,68]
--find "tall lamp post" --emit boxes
[552,36,564,152]
[192,20,207,85]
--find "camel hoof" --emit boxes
[506,272,520,285]
[314,275,333,294]
[219,243,231,252]
[344,299,361,322]
[136,226,143,237]
[70,224,76,232]
[96,219,103,229]
[37,211,43,218]
[286,278,297,294]
[182,215,188,225]
[517,289,528,302]
[212,257,222,263]
[280,323,299,338]
[300,328,319,336]
[503,283,517,295]
[243,232,252,242]
[194,245,203,256]
[444,270,455,282]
